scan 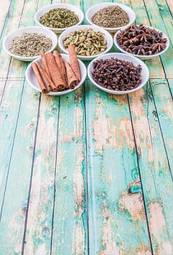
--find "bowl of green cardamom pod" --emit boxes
[58,25,113,61]
[34,3,84,34]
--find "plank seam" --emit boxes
[21,94,41,255]
[83,82,90,255]
[0,79,26,220]
[50,97,60,255]
[142,0,169,79]
[127,95,155,255]
[0,0,13,40]
[0,0,27,105]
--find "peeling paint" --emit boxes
[149,202,165,237]
[100,207,120,255]
[119,191,145,220]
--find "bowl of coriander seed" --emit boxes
[86,2,136,33]
[34,3,84,33]
[3,26,58,61]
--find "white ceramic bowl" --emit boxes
[58,25,113,61]
[25,54,87,96]
[86,2,136,33]
[3,26,58,62]
[34,3,84,34]
[88,53,149,95]
[114,25,170,60]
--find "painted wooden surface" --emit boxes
[0,0,173,254]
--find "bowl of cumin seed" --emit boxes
[86,2,136,33]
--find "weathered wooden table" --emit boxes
[0,0,173,254]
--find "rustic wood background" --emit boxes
[0,0,173,254]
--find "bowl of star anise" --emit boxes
[114,24,169,59]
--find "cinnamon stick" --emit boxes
[41,53,50,78]
[45,52,66,91]
[36,62,56,92]
[53,50,67,86]
[68,45,81,82]
[32,62,47,93]
[64,60,78,89]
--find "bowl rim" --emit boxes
[88,52,150,95]
[58,24,114,60]
[3,26,58,61]
[114,24,170,58]
[86,2,136,31]
[25,53,87,96]
[34,3,84,32]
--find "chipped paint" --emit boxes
[119,191,145,220]
[100,207,120,255]
[149,202,165,237]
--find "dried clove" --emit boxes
[92,58,142,91]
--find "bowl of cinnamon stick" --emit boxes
[25,45,87,95]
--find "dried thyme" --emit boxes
[9,33,52,57]
[40,8,79,28]
[92,6,129,28]
[63,29,107,56]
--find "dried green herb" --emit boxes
[92,6,129,28]
[9,33,52,57]
[40,8,79,28]
[63,29,107,56]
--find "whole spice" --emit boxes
[9,33,52,57]
[92,6,129,28]
[92,58,142,91]
[40,8,79,28]
[63,29,107,56]
[32,49,81,93]
[117,24,167,55]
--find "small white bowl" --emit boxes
[3,26,58,62]
[86,2,136,33]
[58,25,113,61]
[34,3,84,34]
[114,25,170,60]
[25,54,87,96]
[88,53,149,95]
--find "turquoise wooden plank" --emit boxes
[142,0,173,78]
[85,80,152,254]
[128,82,173,254]
[0,83,40,254]
[0,80,24,209]
[129,0,165,79]
[0,0,11,38]
[23,95,59,255]
[51,88,88,255]
[0,0,25,80]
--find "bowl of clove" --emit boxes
[114,24,170,60]
[88,53,149,95]
[25,50,87,96]
[3,26,58,61]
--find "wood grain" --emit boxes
[0,0,173,254]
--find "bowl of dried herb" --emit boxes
[88,53,149,95]
[34,3,84,34]
[114,24,170,60]
[58,25,113,61]
[3,26,58,61]
[86,2,136,33]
